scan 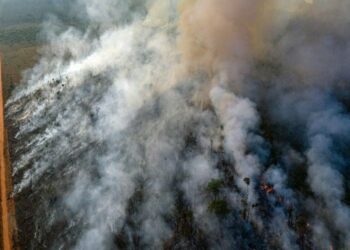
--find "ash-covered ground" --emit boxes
[5,1,350,249]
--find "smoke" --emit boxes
[210,87,262,199]
[5,0,350,249]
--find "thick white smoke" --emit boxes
[5,0,350,249]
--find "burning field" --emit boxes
[4,0,350,249]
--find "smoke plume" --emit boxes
[5,0,350,249]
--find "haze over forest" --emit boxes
[1,1,350,250]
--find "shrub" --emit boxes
[206,179,223,196]
[208,199,230,215]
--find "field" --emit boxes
[0,23,42,98]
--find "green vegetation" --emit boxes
[0,1,76,97]
[206,179,223,196]
[206,179,230,216]
[0,22,43,97]
[0,24,41,45]
[208,199,230,215]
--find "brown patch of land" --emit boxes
[0,44,40,98]
[0,22,41,250]
[0,22,42,98]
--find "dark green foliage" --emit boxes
[206,179,230,215]
[206,179,223,196]
[208,199,230,215]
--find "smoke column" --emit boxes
[5,0,350,249]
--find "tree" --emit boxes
[206,179,223,197]
[208,199,230,215]
[206,179,230,216]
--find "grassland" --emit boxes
[0,23,42,98]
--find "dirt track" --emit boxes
[0,54,16,250]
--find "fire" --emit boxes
[260,183,274,194]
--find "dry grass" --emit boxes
[0,23,41,98]
[1,45,40,95]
